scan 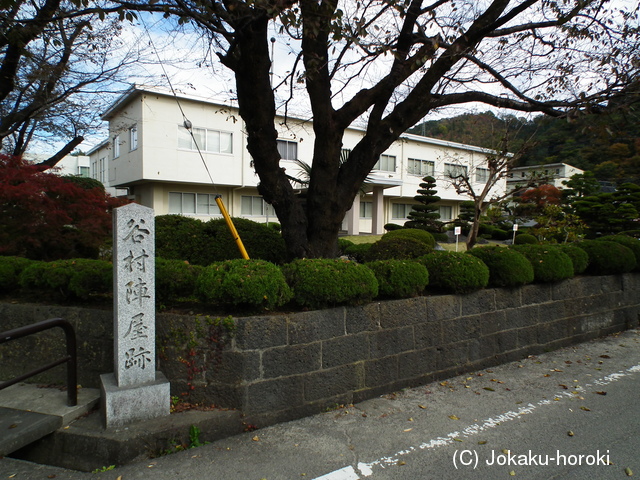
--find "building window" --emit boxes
[374,154,396,172]
[407,158,435,176]
[178,126,233,154]
[439,206,453,220]
[360,201,372,219]
[169,192,221,215]
[241,196,273,216]
[91,159,97,180]
[392,203,413,219]
[444,163,467,178]
[129,125,138,151]
[277,140,298,160]
[98,157,107,183]
[476,168,489,183]
[78,166,90,177]
[112,135,120,159]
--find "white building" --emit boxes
[88,85,507,235]
[507,163,584,193]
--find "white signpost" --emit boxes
[512,223,519,244]
[100,203,170,428]
[454,226,462,252]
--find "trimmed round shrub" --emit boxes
[555,244,589,275]
[433,232,449,243]
[467,246,534,287]
[599,235,640,271]
[156,258,204,304]
[338,238,355,255]
[514,233,538,245]
[202,218,287,265]
[575,240,637,275]
[364,237,431,262]
[282,259,378,309]
[366,260,429,298]
[510,245,574,282]
[384,223,404,231]
[419,251,489,294]
[155,215,208,265]
[19,258,112,299]
[195,259,292,310]
[491,228,510,241]
[344,243,373,263]
[0,256,34,292]
[381,228,436,249]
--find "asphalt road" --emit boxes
[2,328,639,480]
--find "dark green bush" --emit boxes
[344,243,373,263]
[19,258,112,299]
[282,259,378,309]
[155,215,208,265]
[0,256,34,292]
[366,260,429,298]
[156,258,204,304]
[195,259,291,310]
[467,246,534,288]
[384,223,404,231]
[491,228,510,241]
[514,233,538,245]
[202,218,288,265]
[364,237,431,262]
[599,235,640,271]
[510,245,574,282]
[575,240,637,275]
[433,232,449,243]
[381,228,436,248]
[555,244,589,275]
[419,251,489,294]
[338,238,355,255]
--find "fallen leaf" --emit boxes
[600,355,611,359]
[502,449,510,454]
[8,424,17,429]
[398,460,406,466]
[567,431,574,436]
[408,417,413,422]
[552,368,563,372]
[483,387,495,391]
[509,470,516,476]
[418,405,427,409]
[403,428,413,432]
[595,391,607,395]
[252,436,260,441]
[454,438,463,442]
[580,406,591,412]
[449,415,460,420]
[625,467,633,476]
[559,384,568,389]
[478,440,487,445]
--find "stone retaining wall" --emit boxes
[2,274,639,428]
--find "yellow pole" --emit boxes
[215,195,250,260]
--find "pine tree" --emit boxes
[405,176,442,232]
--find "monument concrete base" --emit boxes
[100,372,170,429]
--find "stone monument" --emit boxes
[100,203,170,428]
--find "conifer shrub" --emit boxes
[344,243,373,263]
[282,259,378,309]
[510,245,574,282]
[381,228,436,248]
[366,260,429,298]
[419,251,489,294]
[555,244,589,275]
[19,258,112,299]
[0,256,34,292]
[337,238,355,255]
[364,237,431,262]
[514,233,538,245]
[203,217,288,265]
[575,240,637,275]
[467,246,534,287]
[156,258,204,304]
[384,223,404,231]
[155,215,208,264]
[599,235,640,271]
[195,259,292,310]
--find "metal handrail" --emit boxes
[0,318,77,406]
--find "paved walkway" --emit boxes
[1,328,639,480]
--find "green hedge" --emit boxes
[366,260,429,298]
[554,244,589,275]
[514,233,538,245]
[575,240,637,275]
[599,235,640,271]
[155,215,208,265]
[510,245,574,282]
[282,259,378,309]
[467,246,534,288]
[364,237,431,262]
[344,243,373,263]
[420,251,489,294]
[0,256,34,292]
[156,258,204,304]
[19,258,112,299]
[381,228,436,248]
[195,259,291,310]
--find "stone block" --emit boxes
[397,348,437,379]
[233,315,288,350]
[100,371,170,429]
[461,289,496,316]
[245,376,304,414]
[494,288,522,310]
[204,350,261,384]
[479,310,506,336]
[322,334,369,369]
[304,364,362,402]
[379,297,427,328]
[287,309,345,344]
[364,356,398,387]
[345,302,380,334]
[520,283,552,306]
[369,327,414,359]
[504,304,539,329]
[414,320,442,348]
[262,343,321,379]
[425,295,461,321]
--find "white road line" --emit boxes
[312,364,640,480]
